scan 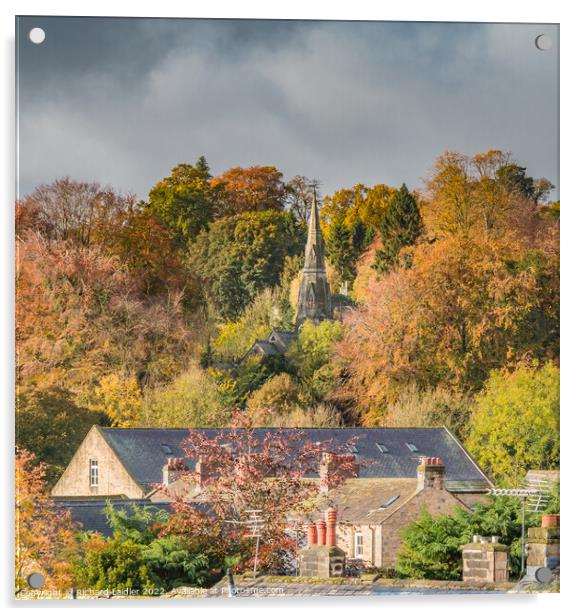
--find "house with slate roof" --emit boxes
[299,458,482,568]
[51,426,491,500]
[52,425,492,569]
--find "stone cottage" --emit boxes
[52,426,492,565]
[304,456,477,568]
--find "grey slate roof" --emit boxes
[54,498,215,536]
[243,340,279,359]
[99,427,492,492]
[53,499,174,537]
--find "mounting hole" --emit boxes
[27,572,46,589]
[28,27,46,45]
[535,34,552,51]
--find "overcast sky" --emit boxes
[16,17,559,200]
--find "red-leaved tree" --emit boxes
[164,413,358,574]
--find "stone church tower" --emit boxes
[296,192,332,327]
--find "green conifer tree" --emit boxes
[326,219,356,287]
[374,183,423,272]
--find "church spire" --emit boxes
[296,187,332,328]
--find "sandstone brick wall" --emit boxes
[462,543,509,583]
[51,426,144,498]
[526,526,560,572]
[380,489,469,567]
[453,493,489,509]
[337,523,383,566]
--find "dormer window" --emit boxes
[376,443,389,454]
[406,442,419,453]
[89,459,99,487]
[160,444,172,455]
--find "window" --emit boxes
[89,459,99,487]
[347,444,359,454]
[376,443,389,454]
[160,444,172,455]
[380,495,400,509]
[406,442,419,453]
[354,532,364,559]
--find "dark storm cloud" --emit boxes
[16,17,559,199]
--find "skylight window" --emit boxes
[380,495,399,509]
[160,444,172,455]
[376,443,389,454]
[406,442,419,453]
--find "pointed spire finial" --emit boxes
[296,181,332,328]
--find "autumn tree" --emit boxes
[320,183,396,239]
[285,175,320,223]
[466,362,560,484]
[102,206,199,300]
[147,158,217,247]
[188,210,304,320]
[288,320,345,400]
[142,364,232,428]
[16,178,133,246]
[246,374,343,428]
[245,373,304,424]
[168,415,357,573]
[15,448,80,593]
[372,384,473,435]
[334,230,559,417]
[374,183,423,272]
[16,233,196,399]
[423,149,554,236]
[212,165,286,217]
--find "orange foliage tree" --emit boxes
[423,149,554,237]
[334,229,559,424]
[15,447,79,593]
[16,233,195,395]
[211,165,286,216]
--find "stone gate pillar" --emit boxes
[461,537,509,583]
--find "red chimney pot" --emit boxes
[307,522,317,545]
[326,508,337,546]
[316,519,327,546]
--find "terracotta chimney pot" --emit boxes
[316,519,327,546]
[307,522,317,546]
[326,508,337,546]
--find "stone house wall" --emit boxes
[380,488,468,567]
[51,426,144,498]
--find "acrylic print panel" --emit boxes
[15,16,559,599]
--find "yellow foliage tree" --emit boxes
[93,374,142,427]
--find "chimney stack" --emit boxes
[416,456,445,491]
[194,455,214,492]
[162,457,187,486]
[319,452,358,492]
[326,508,337,547]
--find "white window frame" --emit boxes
[89,459,99,487]
[354,531,364,559]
